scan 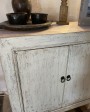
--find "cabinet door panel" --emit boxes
[63,44,90,106]
[16,47,68,112]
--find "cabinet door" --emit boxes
[63,44,90,106]
[16,47,68,112]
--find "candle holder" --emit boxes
[57,0,69,25]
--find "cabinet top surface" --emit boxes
[0,22,90,38]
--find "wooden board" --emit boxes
[0,21,52,31]
[0,22,89,38]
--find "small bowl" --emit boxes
[6,12,29,25]
[31,13,48,24]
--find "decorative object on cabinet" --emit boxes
[6,12,29,25]
[57,0,69,25]
[31,13,48,24]
[12,0,32,19]
[78,0,90,26]
[0,21,52,31]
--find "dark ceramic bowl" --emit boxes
[31,13,48,24]
[6,12,29,25]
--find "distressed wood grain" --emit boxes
[16,46,68,112]
[63,43,90,106]
[0,27,90,112]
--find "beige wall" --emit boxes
[0,0,81,22]
[31,0,81,21]
[0,0,81,91]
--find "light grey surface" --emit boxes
[16,46,68,112]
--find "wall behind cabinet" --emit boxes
[0,0,81,22]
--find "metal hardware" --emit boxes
[66,75,71,81]
[61,76,66,83]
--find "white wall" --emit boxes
[0,0,81,91]
[31,0,81,21]
[0,0,81,22]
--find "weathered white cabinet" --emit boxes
[63,44,90,107]
[16,47,68,112]
[0,22,90,112]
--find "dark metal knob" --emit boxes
[66,75,71,81]
[61,76,66,83]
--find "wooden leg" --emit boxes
[86,104,90,109]
[2,94,12,112]
[0,93,4,112]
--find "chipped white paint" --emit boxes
[63,43,90,106]
[16,47,68,112]
[0,23,90,112]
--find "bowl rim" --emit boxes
[6,12,28,16]
[31,13,48,16]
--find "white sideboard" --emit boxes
[0,61,7,92]
[0,22,90,112]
